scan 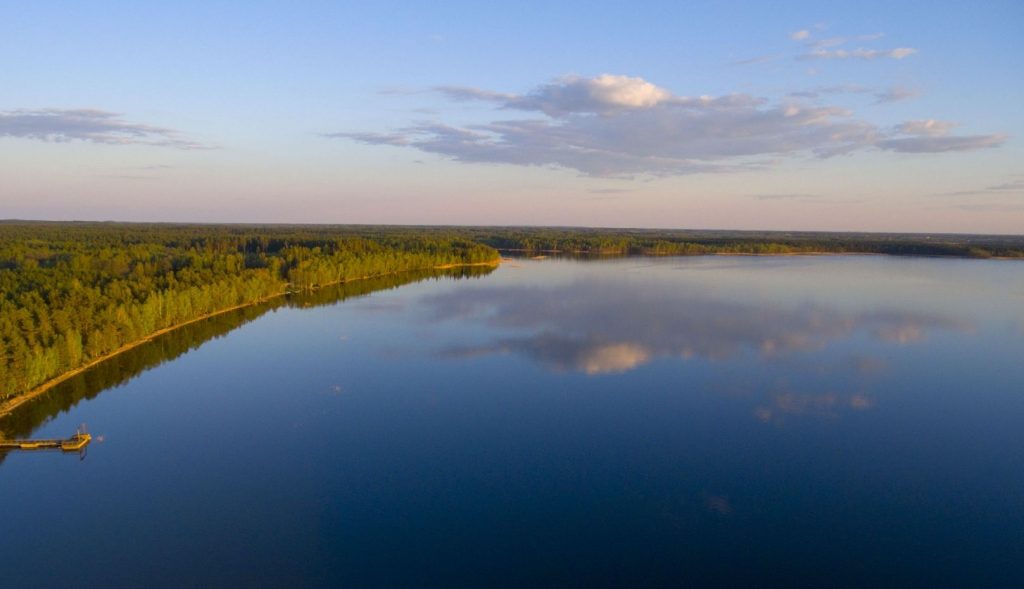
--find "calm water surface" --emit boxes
[2,256,1023,587]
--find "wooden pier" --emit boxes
[0,431,92,452]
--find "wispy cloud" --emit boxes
[376,85,424,96]
[790,29,914,61]
[744,193,866,205]
[897,119,957,137]
[938,176,1024,197]
[879,135,1005,153]
[879,119,1006,152]
[331,74,1006,177]
[94,174,154,181]
[787,84,872,99]
[955,202,1024,213]
[808,33,884,49]
[799,47,918,60]
[788,84,919,104]
[745,193,820,201]
[875,86,920,103]
[94,163,177,180]
[588,188,635,194]
[729,54,782,67]
[0,108,206,149]
[986,178,1024,191]
[334,130,414,147]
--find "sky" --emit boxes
[1,0,1022,233]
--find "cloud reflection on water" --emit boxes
[422,280,969,376]
[755,390,875,424]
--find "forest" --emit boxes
[0,222,498,403]
[3,221,1021,407]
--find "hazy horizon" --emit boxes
[3,217,1023,238]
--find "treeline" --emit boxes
[452,227,1024,258]
[0,222,498,401]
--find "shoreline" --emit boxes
[497,248,1022,260]
[0,260,499,419]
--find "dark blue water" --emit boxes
[2,256,1023,587]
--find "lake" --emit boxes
[2,256,1022,587]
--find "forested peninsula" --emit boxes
[3,221,1021,410]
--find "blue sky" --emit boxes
[1,0,1022,232]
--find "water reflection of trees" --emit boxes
[0,266,494,444]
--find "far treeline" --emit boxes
[0,222,498,402]
[457,227,1024,258]
[2,221,1021,404]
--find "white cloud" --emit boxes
[790,30,811,40]
[570,74,670,108]
[332,74,1007,177]
[800,47,918,60]
[442,74,673,116]
[0,108,206,149]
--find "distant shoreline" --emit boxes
[0,260,499,420]
[497,248,1023,260]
